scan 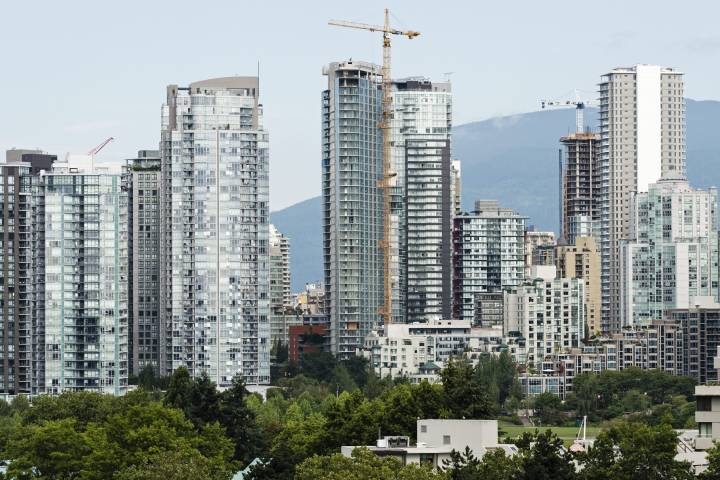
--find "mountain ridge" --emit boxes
[272,99,720,290]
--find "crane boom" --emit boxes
[87,137,115,155]
[328,19,419,38]
[86,136,114,171]
[329,10,419,328]
[540,98,595,134]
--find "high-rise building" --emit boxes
[269,224,291,314]
[161,77,270,386]
[560,133,601,244]
[37,161,129,394]
[620,177,718,325]
[599,65,685,333]
[123,150,161,376]
[0,149,56,394]
[556,237,602,335]
[391,78,454,323]
[453,200,526,323]
[322,60,383,358]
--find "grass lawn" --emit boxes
[498,421,602,446]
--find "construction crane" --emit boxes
[329,10,419,327]
[540,91,596,134]
[87,137,114,170]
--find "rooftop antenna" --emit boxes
[443,71,455,82]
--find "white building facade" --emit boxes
[599,65,685,333]
[161,77,270,386]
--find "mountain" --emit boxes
[272,99,720,291]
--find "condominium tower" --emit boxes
[599,65,685,333]
[161,77,270,386]
[123,150,161,375]
[37,160,129,394]
[0,149,56,394]
[453,200,526,323]
[392,78,454,323]
[621,177,718,325]
[269,224,291,314]
[322,60,383,358]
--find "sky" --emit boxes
[3,0,720,211]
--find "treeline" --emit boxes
[0,354,703,480]
[245,351,520,480]
[530,368,696,428]
[298,422,720,480]
[0,382,241,479]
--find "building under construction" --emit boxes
[560,132,601,245]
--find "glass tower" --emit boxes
[161,77,270,386]
[38,165,128,394]
[452,200,527,323]
[322,60,383,358]
[621,177,718,325]
[391,78,454,323]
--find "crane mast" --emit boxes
[329,10,419,327]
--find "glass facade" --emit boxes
[621,178,718,325]
[39,171,128,394]
[452,201,526,323]
[322,61,383,358]
[392,79,454,323]
[161,78,270,386]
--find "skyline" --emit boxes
[4,0,720,210]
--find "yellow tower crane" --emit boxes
[329,9,419,327]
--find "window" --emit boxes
[697,396,712,412]
[420,425,427,433]
[443,435,451,445]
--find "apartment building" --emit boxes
[322,60,383,358]
[556,237,602,335]
[621,177,718,326]
[123,150,161,376]
[599,65,685,333]
[453,200,526,323]
[161,76,270,386]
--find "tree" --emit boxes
[295,447,442,480]
[342,356,371,389]
[23,391,117,427]
[165,366,193,411]
[219,375,265,464]
[322,391,383,451]
[115,448,233,480]
[137,364,169,390]
[440,359,495,419]
[701,441,720,479]
[514,430,577,480]
[578,421,694,480]
[299,351,338,381]
[533,392,566,426]
[443,446,481,480]
[5,418,91,479]
[442,446,518,480]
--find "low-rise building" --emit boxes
[341,419,516,468]
[695,385,720,450]
[359,320,472,379]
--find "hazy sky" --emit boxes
[3,0,720,210]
